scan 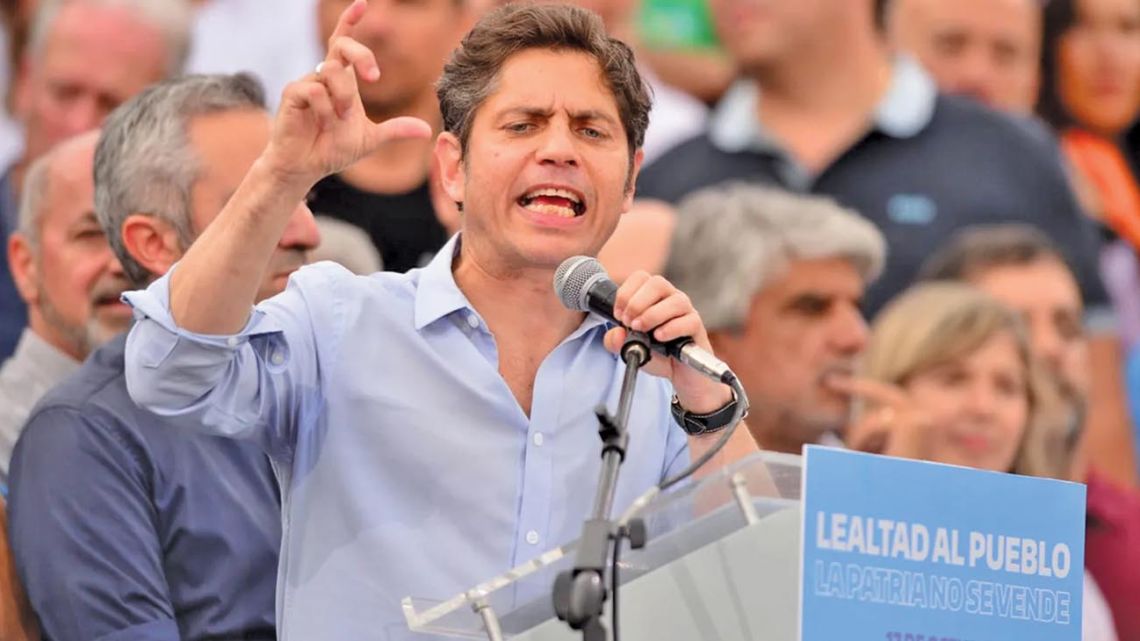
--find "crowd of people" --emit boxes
[0,0,1136,639]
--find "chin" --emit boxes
[86,321,128,351]
[513,235,599,269]
[808,398,848,426]
[800,409,846,440]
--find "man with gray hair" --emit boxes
[0,130,130,485]
[666,183,887,453]
[0,0,192,360]
[6,72,317,641]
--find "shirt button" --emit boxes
[226,336,240,348]
[533,432,544,447]
[526,530,540,545]
[466,313,480,329]
[270,351,285,366]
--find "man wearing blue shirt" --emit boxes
[122,2,745,639]
[8,73,321,640]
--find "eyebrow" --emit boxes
[778,292,830,310]
[782,290,856,303]
[498,106,620,127]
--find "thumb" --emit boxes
[369,116,433,146]
[846,415,890,454]
[604,326,627,355]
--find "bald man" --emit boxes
[0,131,130,483]
[888,0,1042,113]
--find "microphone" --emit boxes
[553,256,736,384]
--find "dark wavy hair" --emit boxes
[436,2,652,164]
[1036,0,1082,130]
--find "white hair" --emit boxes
[27,0,193,75]
[15,150,54,247]
[94,73,267,286]
[664,183,887,331]
[312,216,384,275]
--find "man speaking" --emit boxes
[122,1,742,638]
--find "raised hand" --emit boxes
[262,0,433,187]
[827,376,933,460]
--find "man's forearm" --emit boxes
[169,158,310,334]
[688,421,758,481]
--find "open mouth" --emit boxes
[93,295,131,318]
[517,187,585,218]
[820,363,856,385]
[93,292,126,307]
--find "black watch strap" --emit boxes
[670,392,741,436]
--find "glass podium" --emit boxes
[402,451,805,641]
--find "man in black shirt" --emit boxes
[307,176,443,273]
[638,0,1107,320]
[307,0,471,272]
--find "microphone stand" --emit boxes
[553,332,652,641]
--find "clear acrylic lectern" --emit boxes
[402,451,805,641]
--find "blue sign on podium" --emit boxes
[800,446,1086,641]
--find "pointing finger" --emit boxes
[328,0,367,50]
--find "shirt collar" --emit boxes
[413,234,471,330]
[874,55,938,137]
[412,234,611,340]
[10,327,79,378]
[709,56,938,154]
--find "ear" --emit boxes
[8,232,38,305]
[428,160,462,235]
[621,148,645,215]
[121,214,183,278]
[435,132,466,210]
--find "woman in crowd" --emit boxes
[1039,0,1140,248]
[835,283,1118,640]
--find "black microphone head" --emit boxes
[553,256,609,312]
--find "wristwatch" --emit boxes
[670,391,743,436]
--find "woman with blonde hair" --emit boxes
[836,282,1068,478]
[833,282,1116,640]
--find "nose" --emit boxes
[536,124,580,168]
[62,94,101,139]
[1101,31,1137,75]
[830,304,869,355]
[105,248,126,278]
[1031,319,1065,379]
[963,379,1002,419]
[354,0,393,39]
[280,202,321,252]
[952,49,999,107]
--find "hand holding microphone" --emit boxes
[554,256,735,415]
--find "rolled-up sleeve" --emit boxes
[123,264,335,457]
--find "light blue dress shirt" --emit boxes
[123,236,690,640]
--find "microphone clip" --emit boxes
[619,331,652,368]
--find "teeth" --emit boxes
[524,187,581,204]
[524,201,577,217]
